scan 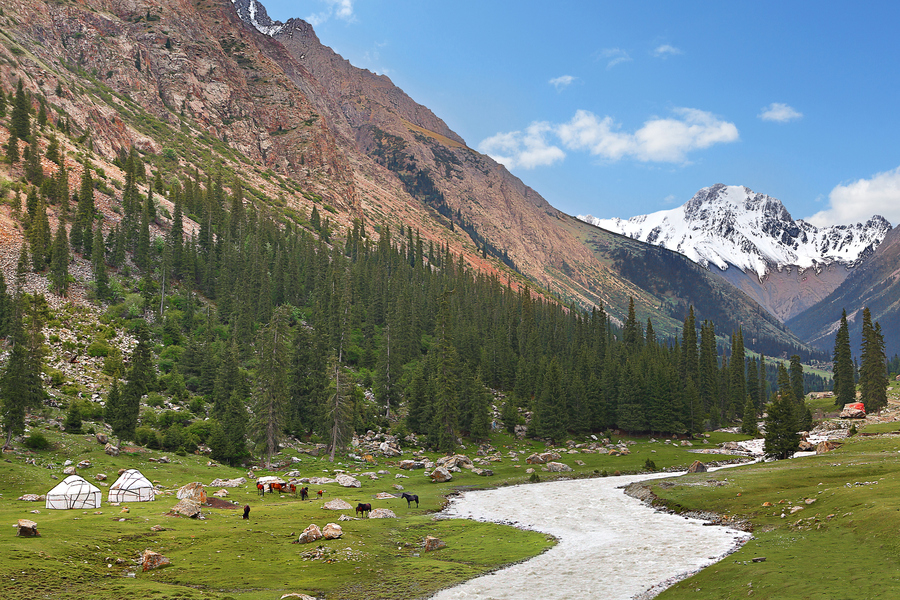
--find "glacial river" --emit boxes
[431,469,750,600]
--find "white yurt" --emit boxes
[108,469,155,503]
[45,475,102,509]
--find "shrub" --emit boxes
[644,458,657,472]
[23,433,50,450]
[529,472,541,483]
[86,339,111,357]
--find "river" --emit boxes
[431,470,750,600]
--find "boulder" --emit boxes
[399,460,425,470]
[177,482,207,503]
[423,535,446,552]
[62,466,77,475]
[816,441,842,454]
[322,499,354,511]
[95,473,107,481]
[16,519,39,537]
[104,443,119,457]
[208,477,246,488]
[213,489,229,498]
[840,404,866,419]
[472,468,494,476]
[375,492,397,499]
[335,474,361,488]
[437,454,473,470]
[18,494,43,502]
[95,433,108,445]
[298,524,323,544]
[545,462,572,472]
[687,460,707,473]
[798,440,816,452]
[525,453,546,464]
[322,523,343,539]
[170,499,202,518]
[280,594,317,600]
[392,484,404,490]
[77,460,92,469]
[284,471,302,478]
[141,549,171,571]
[430,466,452,483]
[307,477,337,485]
[369,508,396,519]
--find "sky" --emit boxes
[257,1,900,227]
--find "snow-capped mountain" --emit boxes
[232,0,285,36]
[579,184,892,280]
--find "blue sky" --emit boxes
[258,1,900,226]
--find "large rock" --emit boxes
[430,466,452,483]
[280,594,317,600]
[104,443,119,457]
[525,453,546,465]
[95,433,108,445]
[170,499,202,518]
[399,460,425,470]
[423,535,446,552]
[437,454,473,470]
[335,474,361,488]
[18,494,44,502]
[816,440,842,454]
[141,549,171,571]
[208,477,246,488]
[798,440,816,452]
[16,519,39,537]
[375,492,397,499]
[177,482,207,503]
[322,499,354,510]
[840,404,866,419]
[298,524,323,544]
[77,460,92,469]
[369,508,396,519]
[322,523,343,539]
[545,462,572,472]
[62,466,77,475]
[687,460,707,473]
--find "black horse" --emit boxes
[242,505,250,520]
[299,486,309,501]
[401,492,419,508]
[356,503,372,517]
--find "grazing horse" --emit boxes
[317,490,325,499]
[270,482,284,494]
[401,492,419,508]
[256,482,265,496]
[355,503,372,517]
[288,483,297,496]
[242,505,250,520]
[300,486,309,501]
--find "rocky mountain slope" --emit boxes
[786,224,900,358]
[0,0,813,355]
[580,184,892,320]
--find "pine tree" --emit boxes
[5,129,19,163]
[92,223,108,300]
[1,297,45,449]
[681,306,699,386]
[729,328,746,418]
[790,355,812,431]
[833,309,855,407]
[11,79,30,140]
[859,307,888,413]
[49,217,69,295]
[24,127,42,185]
[764,363,800,459]
[252,306,292,468]
[116,322,154,441]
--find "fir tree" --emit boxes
[859,307,888,413]
[11,79,30,140]
[833,309,855,407]
[49,217,69,295]
[764,364,800,459]
[92,223,108,300]
[5,129,19,163]
[790,355,812,431]
[252,306,292,468]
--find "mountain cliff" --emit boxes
[0,0,813,355]
[580,184,892,320]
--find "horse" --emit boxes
[288,483,297,496]
[300,486,309,501]
[242,505,250,519]
[355,503,371,517]
[270,482,284,494]
[317,490,325,499]
[401,492,419,508]
[256,482,265,496]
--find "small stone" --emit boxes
[423,535,446,552]
[141,550,171,571]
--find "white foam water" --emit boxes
[431,471,750,600]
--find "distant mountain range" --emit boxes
[579,184,892,321]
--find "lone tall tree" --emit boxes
[858,307,888,413]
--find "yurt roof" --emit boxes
[48,475,100,495]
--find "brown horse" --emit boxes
[256,482,265,496]
[270,482,284,494]
[355,503,371,517]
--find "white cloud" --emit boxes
[652,44,682,58]
[549,75,576,90]
[807,167,900,226]
[663,194,678,204]
[558,108,739,163]
[478,122,565,170]
[306,0,355,27]
[598,48,631,69]
[759,102,802,123]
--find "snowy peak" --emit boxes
[232,0,286,36]
[579,184,892,279]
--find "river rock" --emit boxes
[177,482,207,503]
[423,535,446,552]
[323,499,353,510]
[545,462,573,472]
[336,474,361,488]
[141,550,171,571]
[369,508,396,519]
[298,524,323,544]
[687,460,707,473]
[169,499,201,518]
[322,523,343,539]
[430,466,452,483]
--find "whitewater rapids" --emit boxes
[431,470,750,600]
